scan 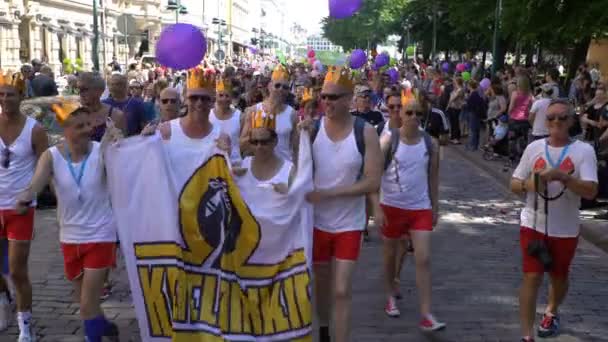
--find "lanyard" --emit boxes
[65,145,91,188]
[544,139,571,169]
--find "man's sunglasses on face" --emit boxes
[250,138,273,146]
[387,104,402,111]
[188,95,213,103]
[405,110,424,117]
[546,115,568,122]
[320,93,347,101]
[274,83,290,90]
[161,98,178,104]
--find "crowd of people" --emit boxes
[0,53,602,342]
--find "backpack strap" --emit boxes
[311,118,321,143]
[422,131,434,205]
[353,117,366,179]
[384,128,400,170]
[376,120,386,136]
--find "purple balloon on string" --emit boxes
[156,24,207,70]
[349,49,367,69]
[441,62,450,72]
[329,0,363,19]
[480,78,491,90]
[375,53,389,68]
[465,62,472,71]
[386,69,399,84]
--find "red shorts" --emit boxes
[313,229,362,263]
[0,209,35,241]
[520,227,578,278]
[61,242,116,281]
[381,204,433,239]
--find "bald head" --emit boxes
[108,74,128,99]
[159,87,181,122]
[160,87,179,99]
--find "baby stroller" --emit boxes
[482,114,510,163]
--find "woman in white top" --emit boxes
[15,102,119,342]
[210,77,244,165]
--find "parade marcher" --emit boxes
[375,94,445,331]
[303,66,382,342]
[0,70,49,340]
[15,100,120,342]
[158,88,181,123]
[103,74,147,136]
[351,86,385,127]
[210,77,244,165]
[78,72,126,142]
[240,65,297,161]
[529,84,553,141]
[511,99,598,341]
[417,90,450,145]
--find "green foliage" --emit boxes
[74,57,84,71]
[62,58,74,74]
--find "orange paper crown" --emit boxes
[187,68,216,91]
[216,77,232,93]
[251,109,276,130]
[0,70,25,95]
[301,88,313,103]
[271,64,290,82]
[51,98,82,124]
[324,66,355,91]
[401,88,415,106]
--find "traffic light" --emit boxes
[250,38,258,46]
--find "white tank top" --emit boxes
[49,142,117,243]
[210,108,242,164]
[255,103,294,162]
[312,119,365,232]
[0,117,38,209]
[237,157,292,208]
[164,118,222,191]
[381,139,431,210]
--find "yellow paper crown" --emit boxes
[251,109,276,130]
[187,68,216,91]
[301,88,313,103]
[324,66,355,91]
[401,88,415,106]
[51,98,82,124]
[0,70,25,94]
[271,64,290,82]
[216,77,232,93]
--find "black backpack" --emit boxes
[312,116,366,179]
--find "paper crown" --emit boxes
[187,68,216,91]
[401,88,415,106]
[251,109,276,130]
[51,98,82,124]
[324,66,355,91]
[271,64,289,82]
[216,77,232,93]
[301,88,314,103]
[0,70,25,94]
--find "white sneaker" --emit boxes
[18,327,36,342]
[419,314,446,332]
[0,293,9,331]
[384,296,400,317]
[17,313,35,342]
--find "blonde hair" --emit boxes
[516,76,531,94]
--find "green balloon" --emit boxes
[462,71,471,81]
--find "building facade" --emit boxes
[306,34,342,52]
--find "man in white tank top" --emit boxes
[240,65,298,162]
[0,71,48,340]
[210,77,244,165]
[302,66,382,342]
[374,96,446,332]
[15,101,120,342]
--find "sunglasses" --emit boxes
[161,98,178,104]
[217,93,231,98]
[130,86,143,90]
[387,104,402,111]
[405,110,424,117]
[250,138,273,146]
[274,83,290,90]
[320,93,347,101]
[546,115,568,122]
[1,148,10,169]
[78,87,89,94]
[188,95,213,103]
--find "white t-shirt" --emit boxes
[512,139,598,237]
[530,98,551,137]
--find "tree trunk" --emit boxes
[525,45,534,67]
[482,50,487,68]
[566,35,592,82]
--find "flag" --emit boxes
[105,135,314,341]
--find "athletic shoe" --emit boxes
[18,325,36,342]
[384,296,400,317]
[521,338,535,342]
[419,314,446,332]
[538,313,560,338]
[0,292,9,331]
[100,283,112,301]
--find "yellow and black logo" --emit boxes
[134,155,312,341]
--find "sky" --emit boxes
[287,0,328,34]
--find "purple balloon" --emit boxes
[156,24,207,70]
[480,78,491,90]
[375,53,389,68]
[465,62,472,71]
[349,49,367,69]
[441,62,450,72]
[329,0,363,19]
[386,69,399,84]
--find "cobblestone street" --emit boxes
[3,150,607,341]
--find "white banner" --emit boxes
[105,135,314,341]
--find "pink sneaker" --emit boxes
[384,297,400,317]
[419,314,446,332]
